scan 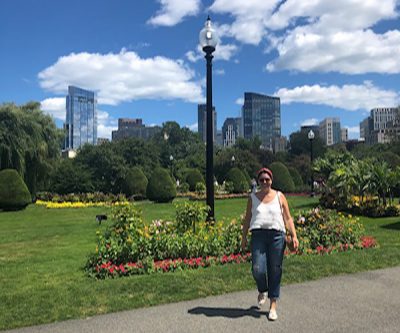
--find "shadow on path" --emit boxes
[188,306,267,319]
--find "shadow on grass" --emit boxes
[380,221,400,230]
[293,202,319,210]
[188,306,266,318]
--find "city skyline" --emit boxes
[1,0,400,140]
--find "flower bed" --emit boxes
[90,253,252,278]
[36,200,129,209]
[85,204,377,279]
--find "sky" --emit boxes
[1,0,400,140]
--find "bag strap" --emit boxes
[277,191,287,231]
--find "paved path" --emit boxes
[5,266,400,333]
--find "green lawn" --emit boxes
[1,196,399,330]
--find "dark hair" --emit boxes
[256,167,273,181]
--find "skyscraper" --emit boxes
[242,92,281,150]
[198,104,216,142]
[319,117,341,146]
[222,117,241,147]
[64,86,97,150]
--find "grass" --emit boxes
[1,196,399,330]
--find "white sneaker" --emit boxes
[268,309,278,321]
[257,292,267,307]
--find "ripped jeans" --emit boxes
[251,229,285,299]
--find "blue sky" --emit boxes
[1,0,400,140]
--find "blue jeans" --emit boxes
[251,229,285,299]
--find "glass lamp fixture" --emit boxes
[199,16,218,51]
[308,130,315,140]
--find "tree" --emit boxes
[0,102,63,196]
[289,131,326,158]
[75,143,127,194]
[51,159,94,194]
[113,138,159,179]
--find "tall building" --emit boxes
[64,86,97,150]
[359,117,372,142]
[360,107,400,144]
[112,118,161,141]
[242,92,281,150]
[198,104,217,142]
[319,117,341,146]
[341,128,348,142]
[222,117,241,147]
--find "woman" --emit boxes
[241,167,299,321]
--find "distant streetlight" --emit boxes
[200,16,218,222]
[231,155,235,165]
[169,154,174,178]
[308,130,315,197]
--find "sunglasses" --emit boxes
[258,177,271,183]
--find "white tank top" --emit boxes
[249,191,285,232]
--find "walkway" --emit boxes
[5,266,400,333]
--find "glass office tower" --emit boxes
[242,92,281,150]
[65,86,97,150]
[197,104,217,142]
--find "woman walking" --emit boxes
[241,167,299,321]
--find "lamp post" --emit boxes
[308,130,315,197]
[169,154,174,178]
[231,155,235,166]
[200,16,218,221]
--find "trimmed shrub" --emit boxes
[122,167,148,199]
[185,169,204,192]
[178,182,189,193]
[146,167,176,203]
[0,169,31,211]
[195,182,206,195]
[269,162,295,192]
[288,167,304,191]
[225,168,248,193]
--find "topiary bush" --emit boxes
[146,167,176,203]
[0,169,31,211]
[288,167,304,192]
[185,169,204,192]
[225,167,248,193]
[122,167,148,199]
[269,162,295,192]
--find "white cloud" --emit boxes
[209,0,400,74]
[301,118,319,126]
[275,81,400,111]
[38,50,203,105]
[97,110,117,140]
[40,97,65,120]
[210,0,281,44]
[147,0,200,26]
[186,43,238,63]
[235,97,244,105]
[215,69,225,75]
[266,28,400,74]
[345,126,360,135]
[186,122,198,131]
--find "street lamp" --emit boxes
[308,130,315,197]
[231,155,235,165]
[169,154,174,178]
[200,16,218,221]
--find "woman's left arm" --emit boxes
[280,193,299,249]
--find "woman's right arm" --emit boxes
[241,196,252,251]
